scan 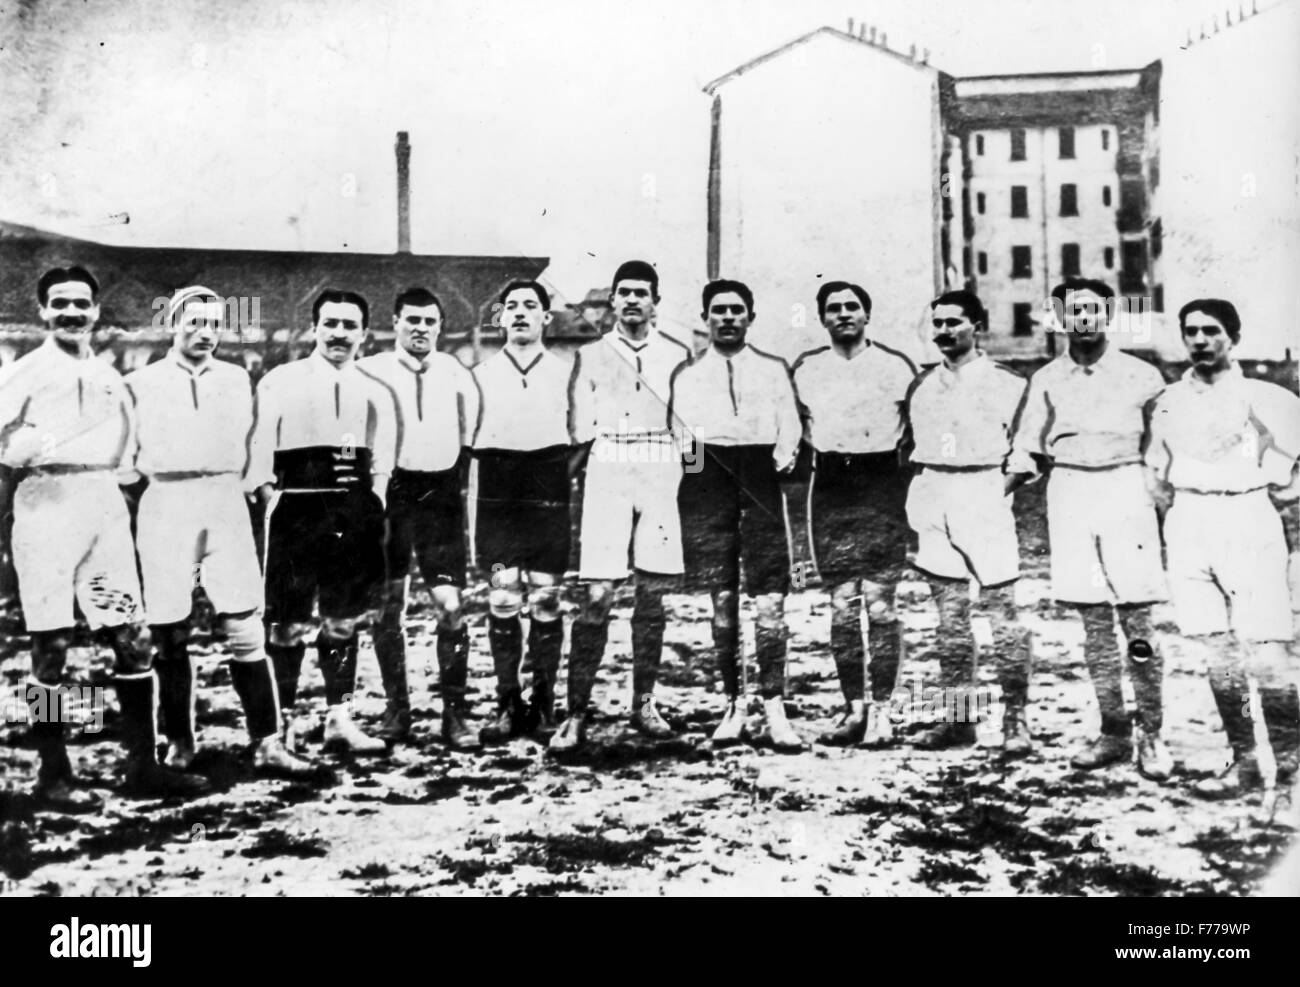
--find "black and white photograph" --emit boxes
[1,0,1298,912]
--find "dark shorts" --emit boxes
[385,465,468,588]
[678,443,790,595]
[265,489,386,623]
[808,449,912,584]
[475,445,571,575]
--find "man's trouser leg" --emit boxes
[631,581,667,704]
[712,590,741,699]
[151,620,195,756]
[372,579,411,738]
[29,631,74,793]
[1117,603,1163,735]
[1078,604,1131,737]
[830,592,866,705]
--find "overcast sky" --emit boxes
[0,0,1264,334]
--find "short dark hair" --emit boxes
[393,286,443,318]
[930,289,987,329]
[38,266,99,305]
[611,260,659,299]
[166,285,222,329]
[702,279,754,317]
[816,281,872,320]
[1178,298,1241,343]
[498,279,550,310]
[1050,277,1115,306]
[312,289,369,328]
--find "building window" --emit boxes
[1061,243,1081,277]
[975,134,984,155]
[1104,246,1115,269]
[1011,186,1028,218]
[1010,129,1026,161]
[1151,218,1163,259]
[978,251,988,275]
[1011,246,1032,279]
[1013,303,1034,336]
[1153,284,1164,313]
[1059,127,1075,159]
[1060,184,1078,216]
[1102,128,1111,151]
[1102,185,1112,207]
[1120,240,1148,294]
[962,246,972,277]
[977,192,986,214]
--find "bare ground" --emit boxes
[1,578,1296,898]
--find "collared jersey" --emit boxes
[906,354,1027,468]
[668,344,801,467]
[791,341,918,454]
[571,329,692,443]
[472,346,575,451]
[1146,363,1300,492]
[357,348,480,472]
[123,351,254,480]
[1009,345,1165,473]
[246,350,397,489]
[0,336,132,470]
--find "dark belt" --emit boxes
[24,464,114,476]
[274,446,373,491]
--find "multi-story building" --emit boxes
[945,67,1163,357]
[704,27,1179,361]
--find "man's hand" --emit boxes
[119,476,148,517]
[246,482,276,508]
[568,441,593,481]
[1003,471,1035,497]
[1149,476,1175,516]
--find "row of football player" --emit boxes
[0,261,1295,813]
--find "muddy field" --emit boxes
[1,572,1296,899]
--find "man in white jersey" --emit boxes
[669,279,805,751]
[1009,277,1171,780]
[358,287,481,749]
[792,280,916,748]
[0,266,208,809]
[247,289,397,756]
[123,287,315,778]
[1147,298,1300,798]
[472,279,576,744]
[903,290,1033,754]
[550,261,692,753]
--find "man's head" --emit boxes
[393,286,443,359]
[37,266,100,344]
[497,280,551,347]
[312,289,369,366]
[817,281,871,347]
[1050,277,1114,344]
[1178,298,1240,373]
[167,286,224,363]
[610,260,659,332]
[929,289,986,362]
[701,279,754,350]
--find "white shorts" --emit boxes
[137,475,264,624]
[11,472,143,632]
[1165,488,1293,642]
[578,438,684,580]
[1046,464,1165,605]
[907,467,1019,587]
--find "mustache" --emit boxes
[55,315,88,328]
